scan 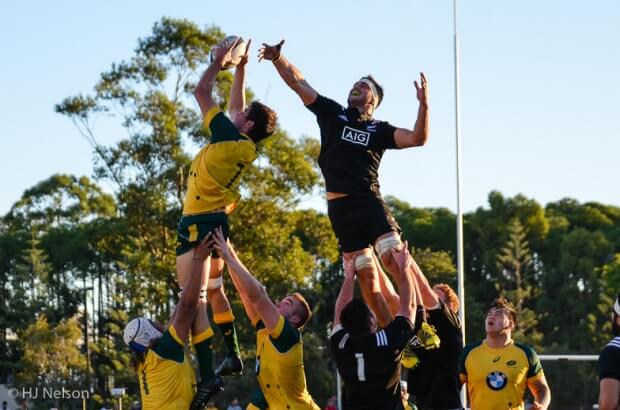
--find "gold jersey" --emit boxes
[137,326,196,410]
[459,340,544,410]
[183,107,257,215]
[254,316,320,410]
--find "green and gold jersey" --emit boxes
[253,316,320,410]
[459,340,544,410]
[183,107,257,215]
[137,325,196,410]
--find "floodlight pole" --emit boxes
[453,0,467,406]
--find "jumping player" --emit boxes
[330,243,417,409]
[123,235,222,410]
[210,228,320,410]
[259,40,429,327]
[176,37,277,388]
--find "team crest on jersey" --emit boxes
[342,126,370,146]
[486,371,508,390]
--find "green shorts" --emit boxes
[176,212,230,256]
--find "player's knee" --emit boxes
[354,253,374,272]
[374,234,402,258]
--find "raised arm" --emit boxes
[527,374,551,410]
[409,256,440,310]
[259,40,318,106]
[394,72,429,148]
[229,39,251,118]
[390,242,416,322]
[194,39,239,115]
[172,234,213,342]
[211,228,281,332]
[333,255,356,326]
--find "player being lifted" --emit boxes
[176,37,277,394]
[259,40,429,327]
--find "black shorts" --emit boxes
[327,194,401,253]
[176,212,230,256]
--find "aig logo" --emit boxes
[342,126,370,146]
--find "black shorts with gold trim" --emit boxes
[176,212,230,257]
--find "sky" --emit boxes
[1,0,619,216]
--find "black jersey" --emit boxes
[407,302,463,409]
[330,316,414,410]
[599,336,620,381]
[306,95,398,196]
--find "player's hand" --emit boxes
[342,254,356,281]
[237,38,252,68]
[211,227,233,261]
[212,37,242,69]
[414,72,428,107]
[390,240,412,272]
[529,403,546,410]
[193,233,214,261]
[258,39,285,62]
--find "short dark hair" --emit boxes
[361,75,384,108]
[291,292,312,329]
[489,297,517,328]
[247,101,277,142]
[340,298,374,337]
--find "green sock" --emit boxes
[216,320,240,357]
[194,337,215,382]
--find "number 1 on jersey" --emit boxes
[355,353,366,381]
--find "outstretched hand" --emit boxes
[414,72,428,106]
[193,233,214,261]
[212,37,242,69]
[390,240,412,272]
[211,227,234,261]
[237,38,252,68]
[258,39,285,62]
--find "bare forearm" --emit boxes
[229,66,246,114]
[397,265,414,319]
[411,103,429,146]
[224,255,265,304]
[377,265,400,315]
[194,63,220,107]
[274,56,308,90]
[410,259,439,308]
[334,276,355,324]
[530,379,551,409]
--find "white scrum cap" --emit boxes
[123,317,163,353]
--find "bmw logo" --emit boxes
[486,371,508,390]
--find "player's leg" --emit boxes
[344,247,392,328]
[208,255,243,376]
[327,196,392,328]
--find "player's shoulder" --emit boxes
[462,340,484,358]
[514,341,539,358]
[600,337,620,356]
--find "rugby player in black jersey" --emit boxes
[259,40,429,327]
[330,243,417,410]
[598,292,620,410]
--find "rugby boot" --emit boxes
[214,354,243,377]
[190,375,224,410]
[401,345,420,369]
[417,322,441,350]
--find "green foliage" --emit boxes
[1,16,618,410]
